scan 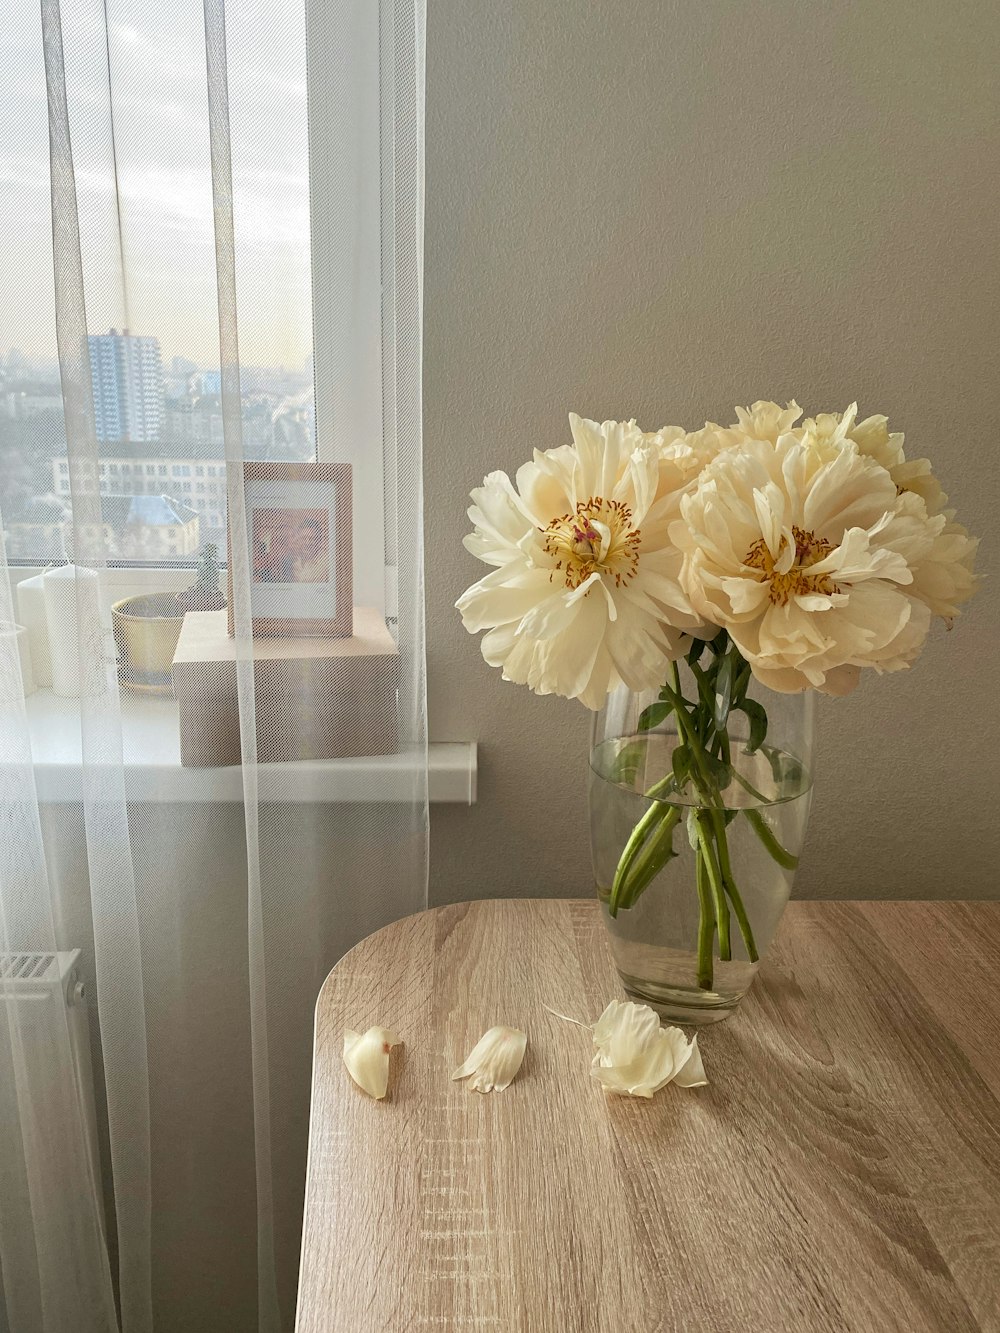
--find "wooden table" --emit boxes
[295,899,1000,1332]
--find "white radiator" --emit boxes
[0,950,106,1331]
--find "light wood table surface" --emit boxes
[295,899,1000,1333]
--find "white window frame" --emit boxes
[307,0,386,617]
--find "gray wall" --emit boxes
[424,0,1000,904]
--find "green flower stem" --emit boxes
[694,848,715,990]
[730,760,800,873]
[708,808,735,881]
[644,773,679,801]
[717,727,732,767]
[706,808,758,960]
[608,811,661,915]
[743,807,799,870]
[729,768,770,803]
[695,812,731,962]
[617,805,682,911]
[666,665,727,802]
[667,663,761,963]
[608,775,679,915]
[721,868,760,962]
[606,642,797,992]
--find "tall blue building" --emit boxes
[88,330,164,443]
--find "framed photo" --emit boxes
[228,462,352,638]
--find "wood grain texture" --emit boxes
[295,900,1000,1333]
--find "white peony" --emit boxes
[458,401,977,705]
[456,415,705,708]
[803,404,979,622]
[672,433,941,695]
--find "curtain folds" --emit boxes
[0,0,426,1328]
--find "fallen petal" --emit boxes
[589,1000,707,1098]
[592,1000,662,1069]
[343,1026,402,1099]
[452,1025,527,1093]
[672,1035,708,1088]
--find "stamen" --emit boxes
[744,525,838,605]
[542,497,641,591]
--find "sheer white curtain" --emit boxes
[0,0,426,1327]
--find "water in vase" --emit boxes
[589,732,812,1024]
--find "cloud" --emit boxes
[0,0,313,366]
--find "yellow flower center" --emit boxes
[542,497,641,591]
[744,525,838,605]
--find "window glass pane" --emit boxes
[0,0,314,566]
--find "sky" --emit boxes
[0,0,313,368]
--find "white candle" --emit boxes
[15,573,53,687]
[43,565,104,699]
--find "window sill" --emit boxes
[23,691,476,805]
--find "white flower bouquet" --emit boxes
[457,402,978,997]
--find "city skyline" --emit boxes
[3,342,314,383]
[1,338,316,562]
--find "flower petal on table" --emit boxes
[452,1026,527,1093]
[672,1035,708,1088]
[343,1026,402,1100]
[590,1000,707,1097]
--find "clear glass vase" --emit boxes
[589,654,814,1026]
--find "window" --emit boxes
[1,0,388,613]
[1,0,320,571]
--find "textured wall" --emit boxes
[424,0,999,903]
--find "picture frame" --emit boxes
[227,461,352,638]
